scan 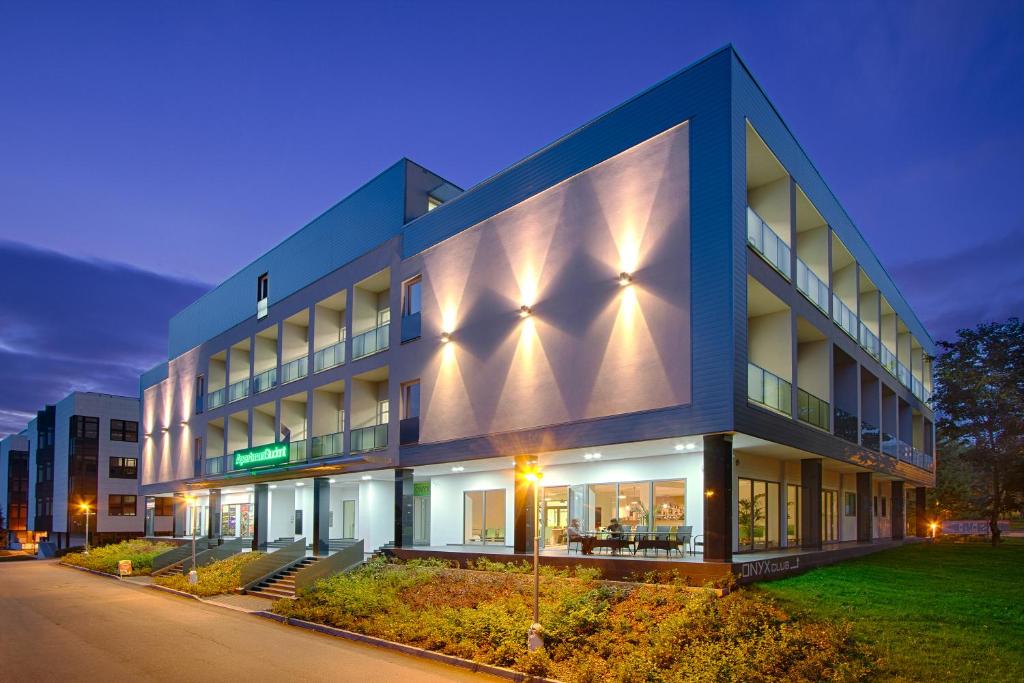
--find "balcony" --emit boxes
[352,323,390,361]
[227,378,250,403]
[796,388,829,431]
[747,207,791,280]
[208,387,226,411]
[910,446,934,471]
[313,340,345,373]
[897,361,911,389]
[831,294,857,340]
[911,377,926,402]
[858,323,881,361]
[860,421,880,451]
[253,368,277,394]
[795,259,828,313]
[747,362,792,416]
[205,455,227,476]
[881,432,899,459]
[889,438,933,471]
[833,406,858,444]
[880,344,898,377]
[351,424,388,452]
[289,439,308,464]
[311,431,344,459]
[281,356,308,384]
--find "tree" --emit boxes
[933,318,1024,545]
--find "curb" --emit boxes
[58,562,125,580]
[147,583,203,601]
[252,612,560,683]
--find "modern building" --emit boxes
[3,392,146,548]
[139,46,935,580]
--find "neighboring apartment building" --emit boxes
[139,46,935,577]
[2,392,145,548]
[0,433,34,548]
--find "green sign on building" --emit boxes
[233,442,290,470]
[414,481,431,497]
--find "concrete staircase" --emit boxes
[151,559,185,577]
[247,556,319,599]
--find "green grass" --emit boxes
[60,539,175,575]
[758,539,1024,682]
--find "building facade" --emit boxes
[1,392,145,548]
[1,433,33,548]
[139,47,935,574]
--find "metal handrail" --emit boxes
[294,540,365,593]
[240,537,307,592]
[193,537,248,569]
[152,538,215,571]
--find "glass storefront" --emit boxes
[738,478,780,551]
[542,486,569,547]
[221,503,254,538]
[463,489,506,544]
[582,480,686,533]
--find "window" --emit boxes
[108,494,137,516]
[108,457,138,479]
[402,381,421,419]
[881,496,887,518]
[110,419,139,442]
[377,399,390,425]
[873,495,878,517]
[195,375,205,414]
[257,273,269,301]
[154,498,174,516]
[844,492,856,516]
[73,416,99,440]
[402,276,422,317]
[427,195,442,212]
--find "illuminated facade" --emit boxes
[139,47,935,575]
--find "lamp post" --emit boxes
[79,503,92,555]
[185,494,198,585]
[524,467,544,650]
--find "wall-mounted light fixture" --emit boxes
[705,489,715,499]
[180,420,188,427]
[583,452,602,460]
[361,475,372,481]
[451,465,465,472]
[160,427,169,434]
[519,305,532,318]
[440,331,451,343]
[328,479,336,484]
[269,484,278,490]
[618,271,633,286]
[295,482,305,487]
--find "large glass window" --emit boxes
[542,486,569,547]
[463,489,505,544]
[587,483,617,531]
[787,484,802,546]
[653,480,686,529]
[585,480,686,532]
[822,489,838,542]
[738,478,781,551]
[617,482,650,528]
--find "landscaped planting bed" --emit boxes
[60,539,175,576]
[272,558,869,681]
[154,551,264,597]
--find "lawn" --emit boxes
[759,539,1024,682]
[154,551,263,596]
[60,539,175,575]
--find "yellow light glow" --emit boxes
[704,489,715,499]
[618,271,633,286]
[79,503,91,512]
[440,331,451,343]
[519,304,532,318]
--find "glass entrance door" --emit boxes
[341,499,356,539]
[738,478,781,552]
[822,490,838,542]
[464,489,506,544]
[413,496,430,545]
[541,486,568,548]
[786,484,802,546]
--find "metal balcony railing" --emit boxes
[351,323,390,361]
[833,406,858,445]
[747,362,792,416]
[860,421,881,451]
[747,207,791,280]
[311,431,344,459]
[208,387,226,410]
[796,388,829,431]
[290,439,307,464]
[880,344,898,377]
[831,295,857,340]
[795,258,829,313]
[314,339,345,373]
[858,322,881,361]
[897,361,911,389]
[351,424,388,452]
[281,356,308,384]
[253,367,277,394]
[227,378,250,403]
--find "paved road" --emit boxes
[0,560,494,682]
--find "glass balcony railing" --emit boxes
[289,439,307,464]
[831,294,857,340]
[897,361,911,389]
[796,388,829,431]
[351,323,390,361]
[860,421,880,451]
[795,259,829,313]
[280,356,308,384]
[881,433,899,459]
[208,387,226,410]
[880,344,898,377]
[833,406,858,444]
[747,362,792,416]
[311,431,344,459]
[747,207,792,280]
[227,378,250,403]
[351,424,388,452]
[205,455,227,476]
[253,367,277,394]
[858,323,881,361]
[911,377,925,402]
[313,340,345,373]
[910,446,934,471]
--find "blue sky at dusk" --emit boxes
[1,1,1022,435]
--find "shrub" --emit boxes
[61,539,175,575]
[155,552,263,596]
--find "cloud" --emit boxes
[0,241,208,436]
[889,230,1024,343]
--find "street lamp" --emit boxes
[79,503,92,555]
[523,466,544,650]
[185,494,198,585]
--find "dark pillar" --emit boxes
[394,469,414,548]
[172,493,187,538]
[513,455,537,554]
[252,483,269,551]
[801,459,823,550]
[144,497,155,537]
[890,481,905,540]
[207,489,222,540]
[703,434,733,563]
[915,486,928,537]
[313,478,330,555]
[856,472,873,542]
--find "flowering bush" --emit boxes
[273,558,869,681]
[61,539,175,575]
[155,551,263,596]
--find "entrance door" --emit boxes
[413,496,430,545]
[786,484,802,546]
[738,478,781,552]
[464,489,506,544]
[822,490,838,542]
[294,509,303,536]
[341,500,356,539]
[541,486,568,548]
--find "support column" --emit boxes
[144,497,155,537]
[207,489,222,540]
[514,455,537,554]
[394,468,414,548]
[856,472,873,542]
[172,493,187,538]
[703,434,733,563]
[313,477,330,555]
[891,481,905,540]
[915,486,928,537]
[801,459,823,550]
[252,483,269,551]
